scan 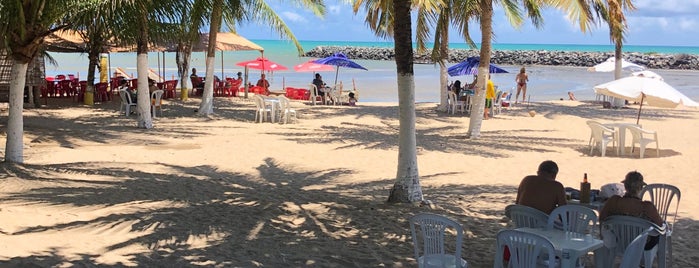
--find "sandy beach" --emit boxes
[0,95,697,267]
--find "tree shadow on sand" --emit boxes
[0,160,524,267]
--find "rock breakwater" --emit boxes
[304,46,699,70]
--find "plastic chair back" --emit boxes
[505,204,549,229]
[494,229,556,268]
[601,215,665,267]
[619,228,652,268]
[409,213,468,268]
[547,205,598,234]
[640,183,680,224]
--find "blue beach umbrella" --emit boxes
[313,53,368,85]
[448,57,508,76]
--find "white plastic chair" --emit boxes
[490,90,503,117]
[600,215,666,268]
[505,204,549,229]
[409,213,468,268]
[308,84,322,105]
[447,91,465,115]
[641,183,680,267]
[253,95,272,123]
[494,229,556,268]
[587,121,617,157]
[277,95,297,124]
[151,89,164,118]
[619,228,652,268]
[118,90,137,116]
[626,125,659,158]
[546,205,598,234]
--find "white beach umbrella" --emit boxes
[631,70,663,81]
[588,57,645,72]
[593,76,699,124]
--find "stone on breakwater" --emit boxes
[304,46,699,70]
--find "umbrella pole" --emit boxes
[334,67,339,86]
[636,93,645,125]
[244,66,249,98]
[221,50,224,80]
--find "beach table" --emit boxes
[602,122,641,156]
[516,227,604,268]
[261,96,281,123]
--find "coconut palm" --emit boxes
[197,0,326,116]
[600,0,635,79]
[0,0,100,163]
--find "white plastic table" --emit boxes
[516,227,604,268]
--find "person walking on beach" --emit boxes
[515,160,567,214]
[515,67,529,103]
[484,75,495,120]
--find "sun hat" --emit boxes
[622,171,646,190]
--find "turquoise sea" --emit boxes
[47,40,699,103]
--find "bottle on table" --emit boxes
[580,173,591,203]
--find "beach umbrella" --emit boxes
[631,70,663,81]
[312,53,368,85]
[294,59,335,72]
[593,76,699,124]
[447,57,508,76]
[588,57,645,72]
[236,57,288,72]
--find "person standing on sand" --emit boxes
[515,67,529,103]
[484,75,495,120]
[515,160,567,214]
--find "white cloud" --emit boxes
[282,11,307,24]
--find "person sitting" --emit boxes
[348,92,357,106]
[117,79,136,102]
[190,68,204,95]
[568,91,577,101]
[148,79,159,94]
[312,73,327,101]
[599,171,663,249]
[515,160,567,214]
[256,73,270,94]
[451,80,462,96]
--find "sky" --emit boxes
[236,0,699,47]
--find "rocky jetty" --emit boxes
[304,46,699,70]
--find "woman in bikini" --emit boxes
[515,67,529,103]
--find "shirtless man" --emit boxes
[515,160,567,214]
[515,67,529,103]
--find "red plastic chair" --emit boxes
[58,79,74,97]
[94,82,110,102]
[55,74,66,81]
[74,81,87,102]
[162,80,177,99]
[128,79,138,89]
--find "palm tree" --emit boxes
[197,0,326,116]
[387,0,423,203]
[601,0,635,80]
[0,0,96,163]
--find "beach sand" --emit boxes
[0,96,697,267]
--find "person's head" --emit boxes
[148,79,155,85]
[623,171,646,196]
[261,73,266,79]
[537,160,559,179]
[120,79,128,86]
[520,67,526,73]
[453,80,461,89]
[191,68,197,74]
[315,73,321,79]
[237,72,242,77]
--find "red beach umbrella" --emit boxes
[235,57,288,72]
[294,59,335,72]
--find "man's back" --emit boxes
[516,175,566,214]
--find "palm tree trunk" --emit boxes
[4,60,28,163]
[198,0,223,116]
[176,43,193,100]
[387,0,423,204]
[438,13,450,112]
[467,0,493,139]
[136,12,153,129]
